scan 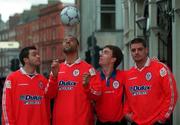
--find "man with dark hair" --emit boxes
[49,35,100,125]
[93,45,127,125]
[2,46,50,125]
[124,38,178,125]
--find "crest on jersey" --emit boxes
[89,68,96,76]
[113,81,120,89]
[73,69,80,76]
[38,81,44,89]
[145,72,152,81]
[5,80,11,89]
[160,67,167,77]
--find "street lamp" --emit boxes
[174,8,180,16]
[136,16,147,30]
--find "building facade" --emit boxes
[38,2,65,75]
[77,0,124,68]
[16,2,65,75]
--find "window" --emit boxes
[52,29,56,40]
[42,47,47,61]
[100,0,115,30]
[51,16,56,25]
[51,46,56,59]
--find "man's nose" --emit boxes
[36,54,40,58]
[135,49,139,53]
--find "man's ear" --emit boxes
[112,57,116,63]
[23,58,28,64]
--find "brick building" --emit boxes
[16,2,65,75]
[38,2,65,75]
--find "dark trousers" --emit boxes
[96,119,127,125]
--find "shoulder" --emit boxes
[80,60,95,70]
[126,67,136,74]
[7,70,21,79]
[59,62,65,67]
[80,60,97,76]
[80,60,92,67]
[150,59,169,70]
[116,69,126,76]
[37,74,48,81]
[150,59,171,77]
[4,70,21,88]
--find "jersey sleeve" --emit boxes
[45,72,58,98]
[2,75,15,125]
[123,71,134,122]
[124,88,134,121]
[89,74,102,101]
[83,67,102,101]
[157,64,178,123]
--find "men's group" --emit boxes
[2,36,178,125]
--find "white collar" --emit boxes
[64,57,81,67]
[134,57,150,71]
[20,67,37,76]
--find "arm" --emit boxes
[156,65,178,123]
[45,60,59,98]
[123,71,134,123]
[89,74,102,101]
[2,75,15,125]
[124,90,134,123]
[82,68,102,101]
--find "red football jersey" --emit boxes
[2,68,50,125]
[124,59,178,125]
[49,59,98,125]
[95,70,125,122]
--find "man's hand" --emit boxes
[125,112,133,123]
[82,72,90,87]
[51,59,59,78]
[151,56,159,61]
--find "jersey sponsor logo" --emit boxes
[145,72,152,81]
[113,80,120,89]
[89,68,96,76]
[20,95,42,105]
[73,69,80,76]
[5,80,11,89]
[160,67,167,77]
[58,80,77,91]
[129,85,151,96]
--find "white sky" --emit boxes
[0,0,74,22]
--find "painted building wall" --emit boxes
[79,0,124,63]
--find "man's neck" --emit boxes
[102,64,114,77]
[65,53,79,65]
[23,65,36,74]
[136,57,148,69]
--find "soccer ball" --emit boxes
[60,6,80,26]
